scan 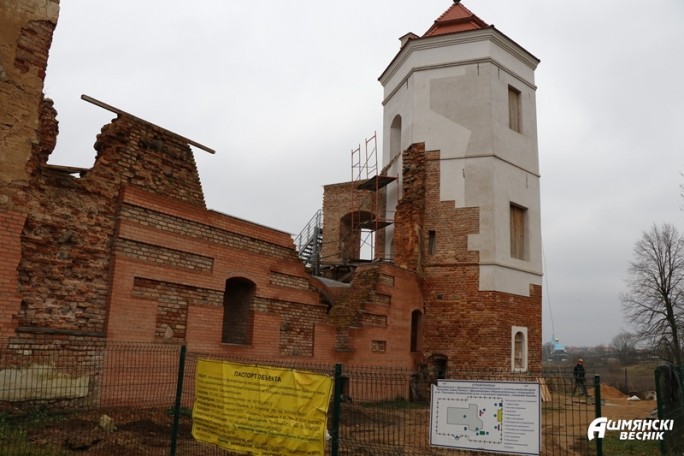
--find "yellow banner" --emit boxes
[192,359,333,456]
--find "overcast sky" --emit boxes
[43,1,684,348]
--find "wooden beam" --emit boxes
[81,94,216,154]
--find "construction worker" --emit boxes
[572,358,588,396]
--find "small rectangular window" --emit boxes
[428,230,436,255]
[510,204,527,260]
[508,86,522,133]
[371,340,387,353]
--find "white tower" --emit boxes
[379,2,542,299]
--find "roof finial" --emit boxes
[453,0,461,4]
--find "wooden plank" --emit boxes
[81,94,215,154]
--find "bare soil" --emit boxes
[545,385,658,455]
[22,390,658,456]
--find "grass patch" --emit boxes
[0,419,69,455]
[0,440,69,456]
[599,434,661,456]
[0,406,71,455]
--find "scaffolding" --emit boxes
[350,132,395,261]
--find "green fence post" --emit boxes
[594,374,603,456]
[654,367,666,456]
[331,363,343,456]
[170,345,187,456]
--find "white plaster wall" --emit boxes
[381,29,537,106]
[467,157,542,296]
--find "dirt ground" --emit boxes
[20,387,658,456]
[26,408,197,456]
[543,385,658,455]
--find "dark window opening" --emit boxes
[410,310,423,352]
[222,277,255,344]
[508,86,522,133]
[340,211,374,262]
[428,354,448,380]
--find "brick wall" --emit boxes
[328,264,423,366]
[321,181,388,263]
[11,113,210,341]
[395,143,542,371]
[1,101,219,358]
[393,144,427,272]
[0,0,59,187]
[106,187,420,367]
[0,210,26,344]
[116,238,213,272]
[88,117,206,206]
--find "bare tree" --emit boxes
[611,331,637,364]
[621,223,684,365]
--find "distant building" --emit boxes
[548,337,569,362]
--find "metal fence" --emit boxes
[0,343,605,455]
[655,364,684,455]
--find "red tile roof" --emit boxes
[423,1,489,37]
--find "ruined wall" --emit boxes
[104,186,421,367]
[393,144,427,272]
[395,144,542,371]
[0,0,59,187]
[9,115,206,350]
[0,210,25,342]
[314,263,423,366]
[0,0,60,345]
[1,0,460,375]
[109,185,323,356]
[322,182,365,264]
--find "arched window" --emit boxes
[511,326,528,372]
[222,278,255,345]
[386,115,403,259]
[390,115,402,159]
[410,309,423,352]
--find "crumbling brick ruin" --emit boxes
[1,1,542,381]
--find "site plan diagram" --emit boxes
[430,380,540,455]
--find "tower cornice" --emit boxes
[379,27,539,87]
[381,58,538,107]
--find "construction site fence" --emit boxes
[0,343,608,455]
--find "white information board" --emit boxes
[430,380,540,455]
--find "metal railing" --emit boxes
[293,210,323,275]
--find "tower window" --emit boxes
[390,115,402,159]
[410,309,423,352]
[428,230,436,255]
[510,203,528,260]
[508,86,522,133]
